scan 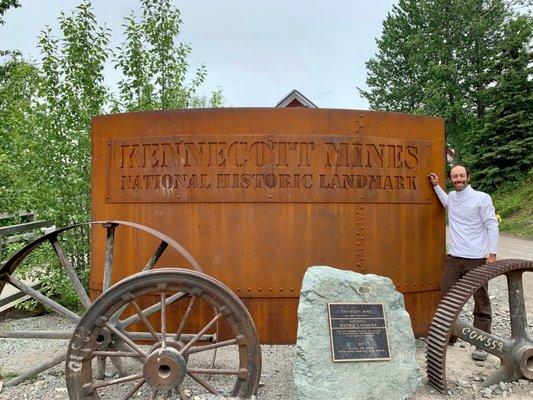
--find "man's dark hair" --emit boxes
[448,164,470,179]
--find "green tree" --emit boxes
[359,0,525,160]
[35,1,110,229]
[360,0,428,113]
[0,53,40,210]
[115,0,217,111]
[0,0,20,26]
[467,15,533,190]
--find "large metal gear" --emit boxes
[65,268,262,399]
[426,259,533,392]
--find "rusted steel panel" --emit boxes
[91,108,445,342]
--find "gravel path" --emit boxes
[0,273,531,399]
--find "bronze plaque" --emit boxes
[328,303,391,362]
[91,108,446,343]
[106,135,430,204]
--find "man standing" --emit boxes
[428,165,499,361]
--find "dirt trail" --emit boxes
[497,235,532,310]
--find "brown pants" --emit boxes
[441,255,492,342]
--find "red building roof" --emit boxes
[276,89,317,108]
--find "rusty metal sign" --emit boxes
[91,108,446,343]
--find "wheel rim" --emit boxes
[66,268,261,400]
[0,220,202,387]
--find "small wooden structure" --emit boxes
[0,211,51,266]
[0,212,50,312]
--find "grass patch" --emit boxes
[492,177,533,239]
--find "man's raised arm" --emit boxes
[428,172,448,208]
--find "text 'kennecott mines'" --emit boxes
[119,140,420,170]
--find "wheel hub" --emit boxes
[518,346,533,380]
[143,346,187,391]
[95,327,112,350]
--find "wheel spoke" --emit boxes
[92,350,143,358]
[186,338,239,355]
[124,331,216,342]
[506,271,528,340]
[187,372,220,395]
[0,330,72,339]
[131,299,160,342]
[110,240,167,323]
[121,291,186,328]
[188,368,241,375]
[5,274,80,322]
[208,324,219,380]
[4,352,66,387]
[484,365,523,387]
[143,241,168,271]
[175,296,196,342]
[92,372,144,389]
[453,320,513,358]
[49,236,91,308]
[180,312,224,355]
[121,379,145,400]
[102,223,118,291]
[161,292,167,349]
[104,322,148,358]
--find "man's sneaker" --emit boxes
[472,348,488,361]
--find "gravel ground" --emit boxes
[0,274,531,399]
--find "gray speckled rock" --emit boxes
[293,266,421,400]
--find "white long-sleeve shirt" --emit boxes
[434,185,499,259]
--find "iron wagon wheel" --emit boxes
[0,220,202,387]
[426,259,533,392]
[65,268,262,400]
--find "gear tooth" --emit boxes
[433,315,450,324]
[469,269,490,274]
[437,306,458,319]
[430,324,450,336]
[426,352,444,363]
[442,293,462,302]
[462,276,484,285]
[427,346,445,357]
[426,337,447,350]
[455,282,476,291]
[443,296,465,306]
[429,379,447,393]
[427,368,447,392]
[427,368,446,379]
[427,331,447,340]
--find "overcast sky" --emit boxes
[0,0,396,109]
